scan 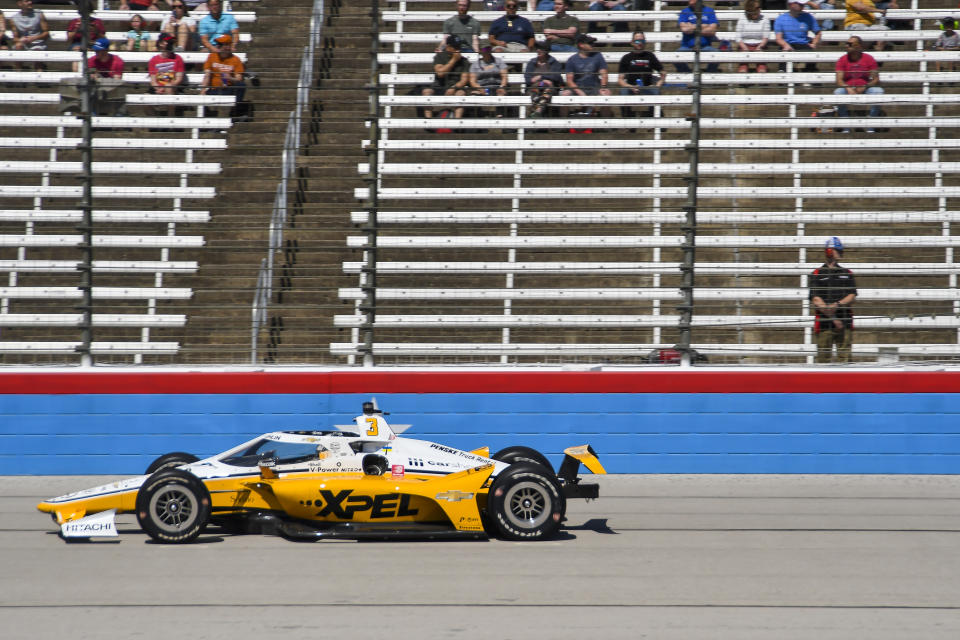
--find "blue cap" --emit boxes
[825,236,844,253]
[92,38,111,51]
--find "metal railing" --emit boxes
[250,0,325,364]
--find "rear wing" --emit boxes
[557,445,606,500]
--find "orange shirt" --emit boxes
[203,52,244,88]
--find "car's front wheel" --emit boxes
[487,463,565,541]
[136,469,211,543]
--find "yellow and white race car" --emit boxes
[38,402,605,543]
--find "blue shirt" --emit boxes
[677,6,718,49]
[565,51,607,88]
[773,11,820,45]
[198,12,240,41]
[488,14,535,45]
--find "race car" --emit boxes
[38,402,606,543]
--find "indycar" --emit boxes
[38,402,606,543]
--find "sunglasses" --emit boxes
[633,39,645,43]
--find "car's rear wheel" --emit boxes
[487,463,565,541]
[136,469,211,543]
[144,452,199,475]
[491,445,553,473]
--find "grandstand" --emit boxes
[0,0,958,366]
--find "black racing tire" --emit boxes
[491,445,554,473]
[136,468,211,543]
[487,463,565,541]
[144,452,199,475]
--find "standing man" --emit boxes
[810,237,857,364]
[488,1,536,53]
[833,35,884,132]
[198,0,240,54]
[543,0,580,53]
[774,0,821,72]
[442,0,482,52]
[676,0,720,74]
[618,30,665,118]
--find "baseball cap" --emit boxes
[480,44,493,53]
[446,34,464,48]
[92,37,110,51]
[575,33,597,45]
[825,237,844,253]
[534,40,551,51]
[215,34,233,45]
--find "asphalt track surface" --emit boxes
[3,474,960,640]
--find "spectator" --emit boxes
[543,0,581,53]
[535,0,555,10]
[931,18,959,72]
[774,0,821,72]
[126,14,156,52]
[675,0,720,74]
[800,2,835,31]
[488,1,536,53]
[163,2,198,52]
[524,40,563,117]
[7,0,48,71]
[66,9,105,52]
[119,0,162,11]
[810,237,857,364]
[148,33,185,118]
[617,30,665,118]
[735,0,771,73]
[200,34,249,120]
[845,0,890,52]
[66,38,128,117]
[183,0,210,9]
[442,0,482,52]
[199,0,240,54]
[833,35,883,133]
[561,34,612,118]
[421,35,470,121]
[469,45,510,117]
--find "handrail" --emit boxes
[251,0,324,363]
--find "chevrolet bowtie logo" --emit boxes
[435,490,474,502]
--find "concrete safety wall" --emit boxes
[2,370,960,475]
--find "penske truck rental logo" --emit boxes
[305,490,420,519]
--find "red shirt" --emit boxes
[89,53,125,78]
[836,52,877,86]
[148,54,185,85]
[67,17,105,43]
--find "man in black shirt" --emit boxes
[617,31,666,118]
[422,35,470,119]
[809,237,857,363]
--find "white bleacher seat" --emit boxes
[0,71,206,84]
[0,209,210,223]
[0,92,235,108]
[0,313,186,327]
[379,94,960,108]
[379,9,942,22]
[0,161,220,174]
[366,139,960,152]
[0,10,257,22]
[0,50,247,64]
[0,137,228,150]
[0,286,192,299]
[0,341,180,355]
[380,71,960,85]
[42,31,252,44]
[0,185,215,199]
[0,234,203,248]
[0,114,231,129]
[0,259,198,273]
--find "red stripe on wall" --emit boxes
[1,370,960,394]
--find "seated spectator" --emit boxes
[442,0,482,52]
[675,0,720,74]
[560,34,612,118]
[802,1,835,31]
[489,1,536,53]
[7,0,49,71]
[587,0,629,35]
[199,0,240,54]
[61,38,128,117]
[126,14,156,52]
[421,35,470,121]
[735,0,770,73]
[66,10,105,52]
[148,33,185,118]
[845,0,890,51]
[119,0,162,11]
[200,34,250,121]
[524,40,563,117]
[931,18,959,72]
[184,0,210,9]
[535,0,555,9]
[617,30,665,118]
[832,35,883,132]
[163,2,198,52]
[774,1,821,72]
[543,0,581,53]
[470,45,510,117]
